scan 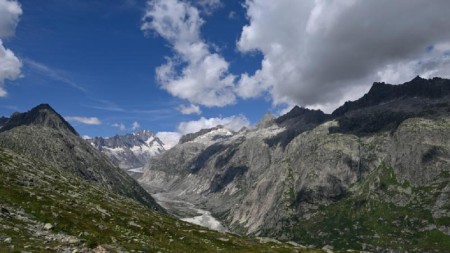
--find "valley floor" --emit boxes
[153,192,228,233]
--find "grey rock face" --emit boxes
[139,77,450,251]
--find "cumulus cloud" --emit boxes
[65,116,102,125]
[0,41,21,96]
[142,0,236,107]
[132,121,140,130]
[178,104,201,115]
[177,115,249,135]
[237,0,450,112]
[0,0,22,38]
[0,0,22,97]
[156,131,182,149]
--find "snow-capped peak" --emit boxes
[88,130,166,173]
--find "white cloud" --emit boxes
[0,40,21,96]
[196,0,222,15]
[65,116,102,125]
[177,115,249,135]
[82,135,92,140]
[237,0,450,112]
[156,131,182,149]
[112,122,126,131]
[178,104,201,115]
[0,0,22,97]
[142,0,236,107]
[228,11,236,19]
[132,121,140,130]
[0,0,22,38]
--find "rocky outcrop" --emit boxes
[139,77,450,252]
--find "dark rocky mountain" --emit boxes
[330,76,450,136]
[0,104,314,252]
[0,116,9,128]
[333,76,450,116]
[266,106,330,147]
[0,104,162,211]
[140,77,450,252]
[88,130,165,176]
[0,104,78,134]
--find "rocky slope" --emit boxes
[140,77,450,252]
[0,147,320,252]
[0,104,320,252]
[0,104,162,210]
[88,130,165,176]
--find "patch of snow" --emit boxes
[153,193,227,233]
[181,209,227,232]
[191,128,234,145]
[128,167,144,173]
[103,146,125,153]
[144,136,155,145]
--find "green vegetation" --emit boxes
[285,164,450,252]
[0,148,321,253]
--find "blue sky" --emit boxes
[1,0,450,144]
[0,0,269,138]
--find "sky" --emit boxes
[1,0,450,147]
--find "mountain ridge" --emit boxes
[332,76,450,116]
[0,103,78,135]
[139,76,450,252]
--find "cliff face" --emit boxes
[139,77,450,252]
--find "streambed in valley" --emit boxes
[152,192,228,233]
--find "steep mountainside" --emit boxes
[0,104,319,252]
[88,130,165,175]
[140,77,450,252]
[0,104,161,211]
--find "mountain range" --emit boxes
[0,103,312,252]
[139,76,450,252]
[1,76,449,252]
[88,130,166,177]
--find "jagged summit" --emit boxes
[332,76,450,116]
[0,103,78,135]
[89,130,166,173]
[91,129,162,149]
[275,105,329,127]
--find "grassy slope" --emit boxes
[0,148,321,253]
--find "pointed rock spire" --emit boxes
[0,103,78,135]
